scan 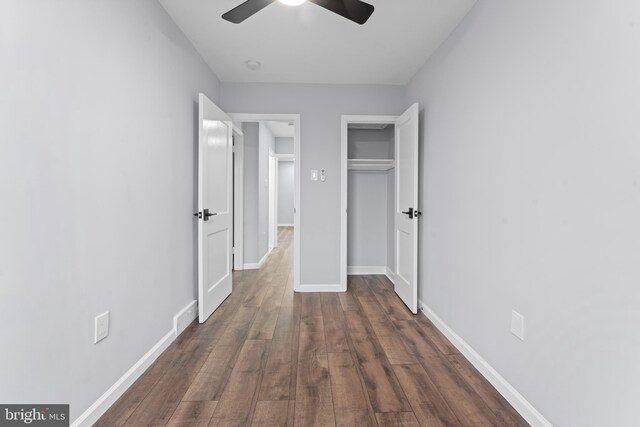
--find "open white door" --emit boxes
[394,103,420,314]
[197,93,233,323]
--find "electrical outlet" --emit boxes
[511,310,525,341]
[94,311,110,344]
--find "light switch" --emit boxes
[311,170,318,181]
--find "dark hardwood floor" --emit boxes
[96,227,528,426]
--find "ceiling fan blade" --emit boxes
[308,0,374,25]
[222,0,278,24]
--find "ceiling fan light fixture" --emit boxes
[278,0,307,6]
[222,0,373,25]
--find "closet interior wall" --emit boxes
[347,126,395,274]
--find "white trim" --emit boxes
[229,113,301,292]
[347,266,387,275]
[232,127,244,271]
[418,301,553,427]
[278,223,294,227]
[71,330,174,426]
[173,300,198,337]
[242,248,271,270]
[71,298,198,426]
[297,283,344,292]
[341,115,399,294]
[385,267,397,285]
[275,154,295,161]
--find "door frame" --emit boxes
[340,115,398,292]
[228,113,301,291]
[232,124,244,270]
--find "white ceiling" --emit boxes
[265,121,295,137]
[159,0,476,85]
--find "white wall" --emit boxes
[278,162,295,225]
[275,137,295,227]
[220,83,405,286]
[347,128,395,270]
[258,123,275,259]
[242,122,260,264]
[275,137,294,155]
[347,171,388,268]
[386,168,395,272]
[0,0,220,423]
[241,122,275,264]
[347,128,394,159]
[405,1,640,425]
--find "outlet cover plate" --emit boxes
[511,310,525,341]
[94,311,110,344]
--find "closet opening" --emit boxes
[341,105,421,311]
[340,115,398,292]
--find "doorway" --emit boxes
[230,114,300,291]
[340,105,420,313]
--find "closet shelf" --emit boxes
[348,158,395,171]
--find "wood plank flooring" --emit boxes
[96,227,528,426]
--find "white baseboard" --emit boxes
[71,330,174,427]
[296,283,345,292]
[278,223,294,227]
[174,300,197,337]
[418,300,553,427]
[347,266,387,275]
[71,300,197,427]
[384,267,397,285]
[243,249,270,270]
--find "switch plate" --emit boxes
[511,310,525,341]
[311,170,318,181]
[94,311,110,344]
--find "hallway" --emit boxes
[97,226,526,426]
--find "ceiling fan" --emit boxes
[222,0,375,25]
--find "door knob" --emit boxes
[203,209,217,221]
[401,207,414,219]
